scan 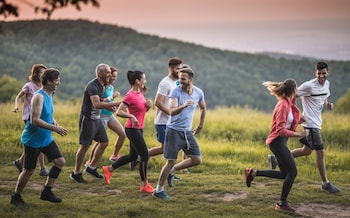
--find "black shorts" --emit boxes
[24,141,63,170]
[79,114,108,146]
[299,128,324,150]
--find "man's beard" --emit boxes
[171,71,178,79]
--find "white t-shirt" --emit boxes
[154,76,177,125]
[297,78,330,129]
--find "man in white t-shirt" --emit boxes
[269,61,340,193]
[149,57,183,157]
[292,61,340,193]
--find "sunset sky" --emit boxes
[3,0,350,60]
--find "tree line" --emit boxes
[0,20,349,112]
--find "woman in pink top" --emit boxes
[103,70,154,194]
[12,64,49,176]
[245,79,307,212]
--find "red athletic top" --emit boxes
[266,97,301,145]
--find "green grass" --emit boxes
[0,102,349,218]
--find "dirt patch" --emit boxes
[201,191,248,201]
[296,203,350,218]
[202,192,349,217]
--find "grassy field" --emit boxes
[0,101,349,218]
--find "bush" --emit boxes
[0,74,22,103]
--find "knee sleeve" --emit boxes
[49,166,61,179]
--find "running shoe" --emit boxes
[274,201,295,212]
[245,168,254,187]
[173,175,181,181]
[103,166,112,185]
[268,154,278,170]
[167,174,175,187]
[140,183,154,193]
[70,172,87,184]
[321,182,340,193]
[152,190,170,200]
[39,168,49,176]
[13,159,23,173]
[10,193,25,206]
[40,188,62,203]
[84,167,103,179]
[129,156,140,171]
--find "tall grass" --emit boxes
[0,102,349,218]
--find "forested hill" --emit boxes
[0,20,349,111]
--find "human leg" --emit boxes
[247,137,297,210]
[40,142,65,203]
[38,152,49,176]
[108,118,126,161]
[11,146,40,205]
[86,142,99,165]
[291,145,312,158]
[153,159,176,199]
[149,125,166,157]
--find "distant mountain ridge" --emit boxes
[0,19,349,111]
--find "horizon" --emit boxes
[2,0,350,60]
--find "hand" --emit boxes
[13,107,19,113]
[184,99,195,107]
[146,99,153,109]
[299,115,306,124]
[55,126,68,136]
[326,102,334,110]
[131,116,139,127]
[300,129,309,137]
[192,126,202,135]
[113,91,120,98]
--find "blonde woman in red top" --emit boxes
[245,78,307,212]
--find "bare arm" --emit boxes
[169,98,194,116]
[155,94,169,115]
[90,95,118,112]
[192,100,206,135]
[116,102,138,127]
[324,98,334,110]
[30,95,68,136]
[12,90,26,112]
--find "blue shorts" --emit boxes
[155,125,166,143]
[299,128,324,150]
[163,127,201,160]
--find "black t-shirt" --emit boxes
[80,78,104,119]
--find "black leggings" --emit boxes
[111,128,149,181]
[256,136,297,201]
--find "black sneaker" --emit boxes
[40,187,62,203]
[129,156,140,171]
[84,167,103,179]
[13,160,23,173]
[167,174,175,187]
[70,172,87,183]
[10,193,25,206]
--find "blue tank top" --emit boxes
[21,89,54,148]
[101,84,114,116]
